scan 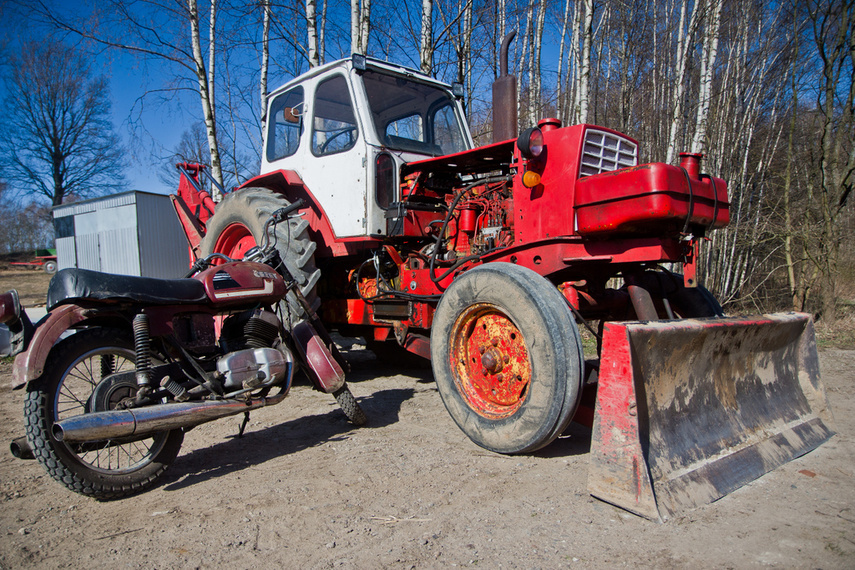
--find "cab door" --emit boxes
[300,73,368,238]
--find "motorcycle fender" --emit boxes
[11,305,89,389]
[291,321,345,393]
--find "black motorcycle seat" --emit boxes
[47,268,209,310]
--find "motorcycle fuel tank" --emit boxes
[195,261,287,307]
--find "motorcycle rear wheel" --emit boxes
[25,328,183,499]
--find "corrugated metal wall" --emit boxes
[52,192,190,277]
[136,193,190,278]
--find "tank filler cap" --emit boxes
[538,118,562,132]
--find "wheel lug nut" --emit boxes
[491,338,499,347]
[479,346,486,355]
[497,374,504,382]
[504,355,510,364]
[481,368,488,375]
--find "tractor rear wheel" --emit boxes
[430,263,584,454]
[200,187,321,325]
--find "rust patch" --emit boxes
[450,304,531,418]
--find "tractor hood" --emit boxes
[401,139,516,179]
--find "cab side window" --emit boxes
[267,87,304,162]
[312,75,358,156]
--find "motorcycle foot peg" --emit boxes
[163,377,189,401]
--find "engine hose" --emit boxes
[133,313,153,387]
[428,175,510,285]
[354,257,442,303]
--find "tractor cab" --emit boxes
[262,56,473,239]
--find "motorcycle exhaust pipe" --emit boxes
[10,436,35,460]
[52,391,288,444]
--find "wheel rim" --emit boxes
[214,222,258,260]
[450,303,532,419]
[54,347,170,474]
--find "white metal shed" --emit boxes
[53,191,190,278]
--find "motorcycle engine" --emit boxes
[218,309,294,390]
[217,346,293,390]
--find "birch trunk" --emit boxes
[208,0,216,127]
[320,0,327,64]
[420,0,433,74]
[351,0,359,54]
[530,0,547,124]
[665,0,702,164]
[691,0,722,153]
[188,0,223,197]
[360,0,370,54]
[307,0,319,67]
[556,0,572,122]
[260,0,270,130]
[578,0,594,124]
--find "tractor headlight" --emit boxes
[517,127,544,159]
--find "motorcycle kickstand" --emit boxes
[238,412,250,438]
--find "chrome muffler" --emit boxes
[53,391,288,443]
[10,436,34,459]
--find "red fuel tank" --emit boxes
[194,261,287,308]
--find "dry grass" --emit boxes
[816,312,855,349]
[0,269,52,307]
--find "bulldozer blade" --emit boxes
[588,313,834,521]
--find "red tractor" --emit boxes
[171,48,833,520]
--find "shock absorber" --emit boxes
[133,313,153,391]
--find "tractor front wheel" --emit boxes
[430,263,584,454]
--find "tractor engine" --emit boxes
[444,180,514,257]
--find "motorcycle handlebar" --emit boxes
[272,199,305,222]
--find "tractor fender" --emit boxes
[237,170,380,257]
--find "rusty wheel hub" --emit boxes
[450,304,531,418]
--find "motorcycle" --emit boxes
[2,200,365,499]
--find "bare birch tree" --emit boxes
[690,0,722,154]
[665,0,702,164]
[307,0,320,67]
[420,0,434,73]
[189,0,224,199]
[351,0,371,55]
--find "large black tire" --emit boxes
[200,187,321,326]
[635,271,724,318]
[430,263,584,454]
[25,328,184,499]
[333,385,368,425]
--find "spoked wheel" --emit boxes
[431,263,584,454]
[25,328,183,499]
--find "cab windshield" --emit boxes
[361,70,469,157]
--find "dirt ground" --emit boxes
[0,271,853,568]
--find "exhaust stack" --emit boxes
[492,31,518,143]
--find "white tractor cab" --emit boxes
[261,55,474,239]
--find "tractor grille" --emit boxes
[579,129,637,177]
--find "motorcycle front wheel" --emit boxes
[25,327,183,499]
